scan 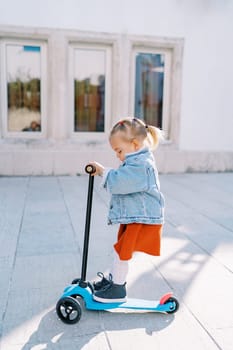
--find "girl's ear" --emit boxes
[132,138,141,151]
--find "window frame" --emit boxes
[128,36,183,145]
[68,42,112,141]
[130,46,172,140]
[0,38,47,139]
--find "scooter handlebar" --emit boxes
[85,164,96,174]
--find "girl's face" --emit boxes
[109,132,142,161]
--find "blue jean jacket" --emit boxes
[102,148,165,225]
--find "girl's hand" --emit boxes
[89,161,105,176]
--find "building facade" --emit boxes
[0,0,232,175]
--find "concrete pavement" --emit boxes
[0,173,233,350]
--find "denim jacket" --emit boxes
[102,148,165,225]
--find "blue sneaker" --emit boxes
[93,272,112,291]
[93,281,127,303]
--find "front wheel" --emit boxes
[165,297,179,314]
[56,297,82,324]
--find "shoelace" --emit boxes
[96,272,105,279]
[96,272,113,282]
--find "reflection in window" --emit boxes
[135,53,164,128]
[74,49,105,132]
[6,45,41,132]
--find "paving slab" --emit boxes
[0,173,233,350]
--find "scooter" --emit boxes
[56,165,179,324]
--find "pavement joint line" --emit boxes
[164,175,233,210]
[150,257,178,297]
[166,218,233,275]
[57,176,82,257]
[94,187,109,206]
[174,198,232,234]
[163,188,233,234]
[0,176,30,344]
[99,311,112,350]
[180,301,224,350]
[154,262,224,350]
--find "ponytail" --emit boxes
[146,125,164,150]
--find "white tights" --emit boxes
[110,250,129,285]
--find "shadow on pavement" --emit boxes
[20,306,175,349]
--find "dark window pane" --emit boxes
[135,53,164,128]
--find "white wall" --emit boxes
[0,0,233,175]
[1,0,232,152]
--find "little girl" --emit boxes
[90,117,164,303]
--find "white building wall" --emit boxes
[0,0,233,174]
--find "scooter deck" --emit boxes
[86,297,169,313]
[61,284,174,313]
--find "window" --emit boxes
[70,44,111,137]
[131,48,172,139]
[0,40,47,137]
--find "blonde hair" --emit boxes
[110,117,164,150]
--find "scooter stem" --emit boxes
[80,165,96,282]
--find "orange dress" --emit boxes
[114,223,163,261]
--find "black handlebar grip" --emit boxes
[85,164,96,174]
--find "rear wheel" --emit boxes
[165,297,179,314]
[56,297,82,324]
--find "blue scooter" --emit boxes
[56,165,179,324]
